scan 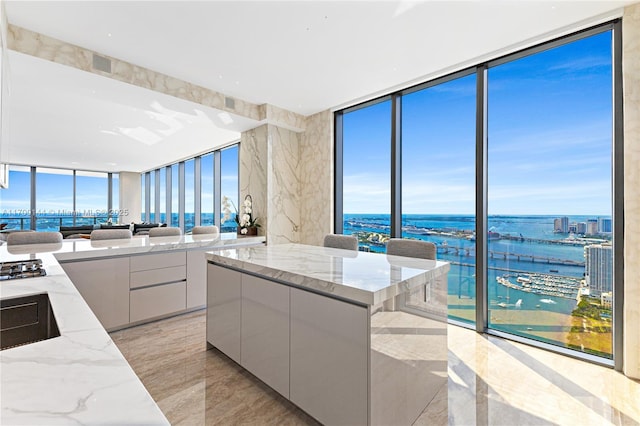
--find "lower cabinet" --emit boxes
[207,264,369,425]
[186,250,208,309]
[130,281,186,323]
[241,274,290,397]
[60,258,130,330]
[207,264,242,363]
[290,287,369,426]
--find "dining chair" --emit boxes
[323,234,358,251]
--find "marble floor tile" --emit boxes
[111,310,640,426]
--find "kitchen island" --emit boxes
[206,243,450,426]
[0,233,264,425]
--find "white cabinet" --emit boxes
[130,252,185,272]
[290,287,369,426]
[241,274,290,397]
[130,281,187,323]
[186,250,207,309]
[61,258,130,330]
[207,264,242,363]
[128,252,187,323]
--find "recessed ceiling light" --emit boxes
[107,162,117,166]
[218,75,223,79]
[235,81,240,85]
[107,33,112,38]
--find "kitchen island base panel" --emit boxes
[207,265,448,425]
[290,286,369,426]
[241,274,291,398]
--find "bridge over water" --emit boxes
[437,245,585,267]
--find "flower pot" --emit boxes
[238,227,258,236]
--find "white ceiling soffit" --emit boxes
[6,51,257,173]
[4,0,634,116]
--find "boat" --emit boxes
[497,302,507,308]
[550,269,559,273]
[515,299,522,308]
[536,304,541,308]
[539,298,557,304]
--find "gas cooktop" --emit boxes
[0,259,47,280]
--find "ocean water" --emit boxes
[344,214,613,326]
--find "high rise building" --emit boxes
[577,222,587,234]
[587,219,598,235]
[584,244,613,296]
[598,217,612,233]
[554,216,569,233]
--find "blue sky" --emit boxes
[343,30,613,216]
[1,31,613,219]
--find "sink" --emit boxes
[1,293,60,350]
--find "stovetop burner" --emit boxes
[0,259,47,280]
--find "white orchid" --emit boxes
[241,227,248,235]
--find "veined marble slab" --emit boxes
[0,251,168,425]
[0,233,265,424]
[206,243,449,306]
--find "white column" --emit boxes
[118,171,141,225]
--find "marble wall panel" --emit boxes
[240,125,269,237]
[267,125,301,244]
[299,110,333,246]
[8,25,262,122]
[623,2,640,380]
[264,104,306,132]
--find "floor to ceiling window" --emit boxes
[1,166,115,230]
[220,145,239,232]
[335,23,619,364]
[35,168,73,230]
[401,73,477,324]
[141,144,239,233]
[75,171,108,226]
[487,30,613,358]
[341,99,392,249]
[171,164,179,227]
[0,165,32,230]
[184,159,195,233]
[201,153,214,226]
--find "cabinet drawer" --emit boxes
[130,252,185,272]
[130,281,186,323]
[130,265,186,289]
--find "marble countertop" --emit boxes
[206,243,450,306]
[12,233,265,262]
[0,233,264,425]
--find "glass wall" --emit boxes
[76,171,108,226]
[171,164,179,227]
[184,159,195,233]
[149,171,156,223]
[487,31,613,358]
[159,168,166,224]
[221,145,239,232]
[201,153,214,226]
[35,168,74,231]
[1,166,118,230]
[401,74,477,324]
[0,165,32,230]
[141,143,239,233]
[111,173,119,223]
[335,25,618,363]
[342,100,392,249]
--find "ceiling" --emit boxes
[2,0,637,173]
